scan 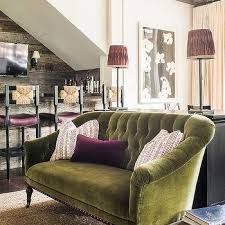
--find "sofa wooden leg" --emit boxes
[26,186,33,208]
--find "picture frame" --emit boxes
[138,23,177,104]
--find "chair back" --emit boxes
[5,85,39,106]
[54,85,83,114]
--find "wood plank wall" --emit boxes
[0,11,100,94]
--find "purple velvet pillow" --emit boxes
[70,134,127,168]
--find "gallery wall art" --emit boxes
[138,24,176,103]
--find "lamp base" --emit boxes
[109,107,128,111]
[188,109,214,115]
[30,58,37,69]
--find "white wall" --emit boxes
[47,0,108,53]
[108,0,193,109]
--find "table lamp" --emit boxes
[187,29,215,113]
[107,45,128,110]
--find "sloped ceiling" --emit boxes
[0,0,107,70]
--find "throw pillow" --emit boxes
[71,134,127,168]
[134,129,183,169]
[50,120,99,161]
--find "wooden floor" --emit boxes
[0,168,26,194]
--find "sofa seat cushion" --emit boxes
[26,160,132,220]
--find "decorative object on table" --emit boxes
[99,84,124,111]
[107,45,128,110]
[107,86,124,109]
[85,76,100,94]
[90,76,95,93]
[64,78,76,86]
[182,204,225,225]
[31,50,40,69]
[187,29,215,114]
[165,102,181,110]
[138,23,176,104]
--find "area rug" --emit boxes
[0,190,106,225]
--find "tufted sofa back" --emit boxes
[73,111,215,170]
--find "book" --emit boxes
[183,216,202,225]
[184,205,225,225]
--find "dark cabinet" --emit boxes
[194,115,225,208]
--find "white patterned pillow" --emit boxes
[50,120,99,161]
[134,129,184,169]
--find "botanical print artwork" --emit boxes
[139,25,175,103]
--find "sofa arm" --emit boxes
[132,136,204,187]
[24,131,58,172]
[129,136,209,225]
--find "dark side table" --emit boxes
[193,112,225,208]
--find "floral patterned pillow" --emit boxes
[134,129,183,169]
[50,120,99,161]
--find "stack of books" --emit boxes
[181,205,225,225]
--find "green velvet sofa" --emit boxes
[24,112,215,225]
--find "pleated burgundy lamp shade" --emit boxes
[107,45,128,109]
[107,45,129,68]
[187,29,215,59]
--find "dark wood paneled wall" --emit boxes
[0,11,100,93]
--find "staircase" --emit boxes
[0,0,108,70]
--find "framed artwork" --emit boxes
[138,23,176,103]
